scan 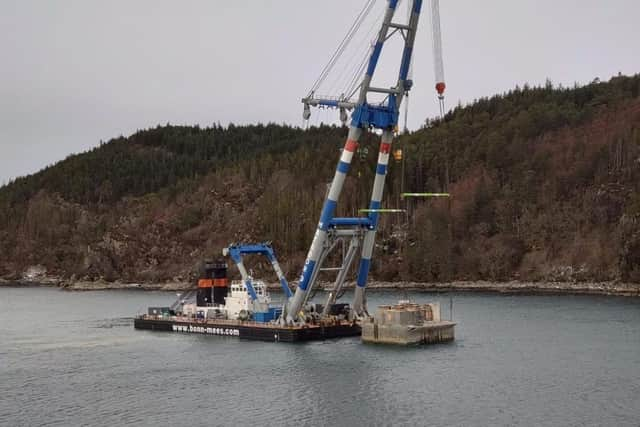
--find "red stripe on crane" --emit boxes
[344,140,359,152]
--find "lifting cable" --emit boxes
[343,0,407,101]
[308,0,377,97]
[342,3,389,100]
[332,3,387,99]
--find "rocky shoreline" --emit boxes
[360,280,640,297]
[2,277,639,297]
[0,278,190,291]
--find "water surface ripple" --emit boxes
[1,288,639,426]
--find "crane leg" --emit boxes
[286,126,362,322]
[322,235,360,317]
[353,129,393,316]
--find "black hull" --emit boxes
[134,317,361,343]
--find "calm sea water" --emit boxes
[1,287,639,426]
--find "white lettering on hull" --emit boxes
[172,324,240,336]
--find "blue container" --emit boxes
[253,312,272,323]
[269,307,282,318]
[254,307,283,323]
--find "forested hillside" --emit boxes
[1,74,639,284]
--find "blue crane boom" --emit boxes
[287,0,427,323]
[223,243,293,304]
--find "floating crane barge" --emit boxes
[135,0,455,345]
[134,243,362,342]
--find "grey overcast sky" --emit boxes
[1,0,639,185]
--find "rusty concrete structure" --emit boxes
[361,302,455,345]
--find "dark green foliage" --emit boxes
[0,123,338,207]
[1,74,640,282]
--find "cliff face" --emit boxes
[1,75,639,284]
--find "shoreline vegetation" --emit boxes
[2,278,639,297]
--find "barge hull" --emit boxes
[134,317,361,343]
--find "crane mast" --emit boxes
[286,0,425,323]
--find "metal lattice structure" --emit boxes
[286,0,431,323]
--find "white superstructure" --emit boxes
[182,279,271,321]
[224,279,271,319]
